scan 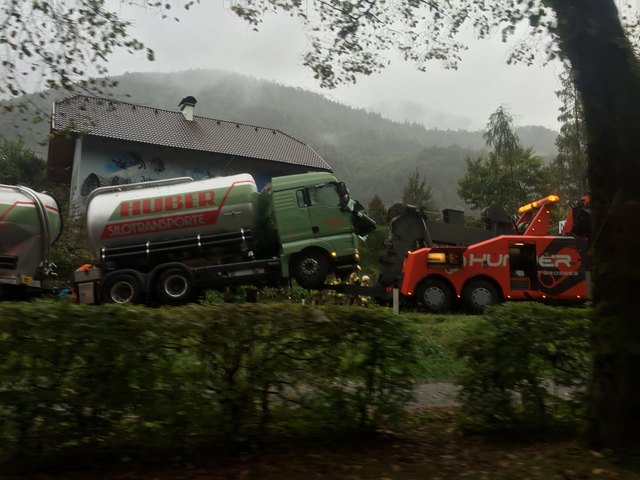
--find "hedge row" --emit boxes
[0,301,417,469]
[456,302,591,438]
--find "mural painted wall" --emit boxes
[69,138,308,214]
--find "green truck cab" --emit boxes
[268,172,375,288]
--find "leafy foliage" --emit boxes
[550,65,589,206]
[0,1,152,119]
[0,136,48,188]
[404,313,474,382]
[0,301,417,470]
[366,194,387,225]
[230,1,558,88]
[456,302,590,438]
[484,106,520,155]
[401,169,436,211]
[358,195,389,276]
[49,215,92,282]
[458,106,552,214]
[358,224,388,277]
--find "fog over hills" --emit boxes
[0,69,558,211]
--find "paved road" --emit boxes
[409,381,579,409]
[409,382,461,409]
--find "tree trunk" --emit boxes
[551,0,640,452]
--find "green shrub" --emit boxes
[200,285,313,304]
[0,301,417,470]
[403,313,476,382]
[455,302,590,438]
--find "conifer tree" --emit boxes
[367,194,387,225]
[401,169,435,212]
[457,106,550,214]
[551,66,589,204]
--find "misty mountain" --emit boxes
[0,69,558,211]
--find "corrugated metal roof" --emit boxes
[52,95,331,171]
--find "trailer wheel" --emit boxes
[462,280,499,314]
[102,273,142,304]
[156,268,193,305]
[292,251,329,289]
[415,279,453,313]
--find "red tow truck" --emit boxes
[400,195,591,313]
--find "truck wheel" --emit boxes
[292,251,329,289]
[463,280,499,314]
[415,279,453,313]
[102,273,142,304]
[156,268,193,305]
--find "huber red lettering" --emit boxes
[119,200,141,217]
[142,197,163,214]
[117,190,216,219]
[120,202,130,218]
[198,191,215,207]
[184,192,195,209]
[164,195,183,211]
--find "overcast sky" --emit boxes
[103,1,564,131]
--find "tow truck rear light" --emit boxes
[427,252,463,267]
[427,252,446,264]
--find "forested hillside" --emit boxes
[0,69,558,211]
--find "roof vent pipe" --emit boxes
[179,96,197,121]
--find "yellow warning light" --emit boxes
[331,251,338,257]
[518,195,561,213]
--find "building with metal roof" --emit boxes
[47,95,331,213]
